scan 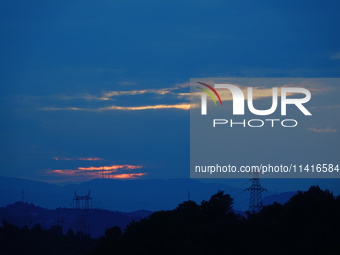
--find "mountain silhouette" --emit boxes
[0,202,151,238]
[0,176,302,212]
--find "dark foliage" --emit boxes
[1,186,338,255]
[92,186,340,255]
[0,221,96,255]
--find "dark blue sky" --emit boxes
[0,0,339,191]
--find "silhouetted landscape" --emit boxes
[1,185,339,254]
[0,177,308,212]
[0,202,151,238]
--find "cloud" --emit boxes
[77,165,143,171]
[43,107,83,111]
[78,157,104,161]
[55,95,100,101]
[34,82,194,112]
[192,86,306,102]
[109,173,146,179]
[191,80,330,105]
[308,128,337,133]
[45,83,192,102]
[53,157,73,161]
[55,81,329,103]
[96,84,191,101]
[330,52,340,60]
[99,104,191,111]
[53,157,103,161]
[47,164,146,180]
[99,89,170,101]
[37,81,328,113]
[41,103,193,111]
[310,105,340,110]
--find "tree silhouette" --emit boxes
[0,221,96,255]
[3,186,339,255]
[91,186,340,255]
[201,190,233,218]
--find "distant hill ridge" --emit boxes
[0,176,299,212]
[0,201,151,238]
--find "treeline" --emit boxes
[0,222,95,255]
[1,186,339,254]
[92,186,340,255]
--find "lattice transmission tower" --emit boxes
[245,174,266,213]
[73,190,92,236]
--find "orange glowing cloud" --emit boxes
[39,82,194,112]
[42,103,191,111]
[50,169,78,176]
[47,164,146,180]
[110,173,147,179]
[99,104,191,111]
[78,165,143,171]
